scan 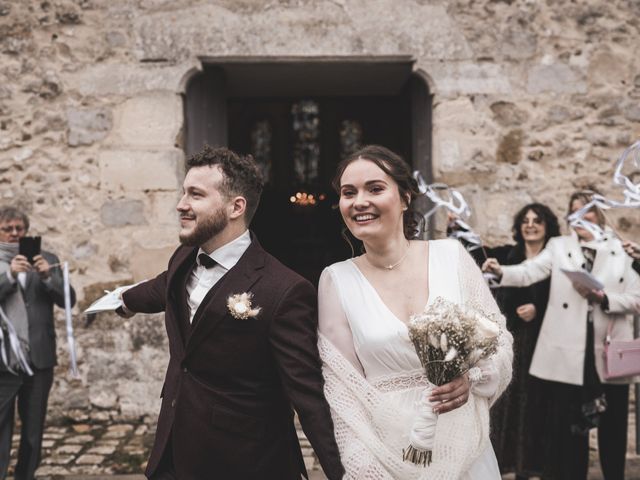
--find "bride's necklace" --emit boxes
[366,242,410,271]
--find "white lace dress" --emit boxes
[318,240,513,480]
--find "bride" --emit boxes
[318,145,513,479]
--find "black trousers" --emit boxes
[0,368,54,480]
[148,437,177,480]
[542,381,629,480]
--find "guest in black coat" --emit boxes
[488,203,560,480]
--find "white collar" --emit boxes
[197,230,251,270]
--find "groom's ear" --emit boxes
[229,196,247,221]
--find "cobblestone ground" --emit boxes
[8,419,322,477]
[5,396,639,479]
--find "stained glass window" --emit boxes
[250,120,272,184]
[340,119,363,158]
[291,100,320,184]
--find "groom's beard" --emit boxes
[179,207,228,247]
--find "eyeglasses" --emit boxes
[521,218,544,225]
[0,225,25,234]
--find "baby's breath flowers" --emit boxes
[402,296,500,466]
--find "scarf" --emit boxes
[0,242,33,375]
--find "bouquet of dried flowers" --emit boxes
[402,296,500,466]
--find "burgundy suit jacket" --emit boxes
[122,236,344,480]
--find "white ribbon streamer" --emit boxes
[613,140,640,204]
[0,305,33,375]
[414,172,472,221]
[568,141,640,241]
[413,171,485,254]
[63,262,79,378]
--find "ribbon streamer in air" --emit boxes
[0,306,33,375]
[613,140,640,205]
[567,142,640,240]
[63,262,79,378]
[413,171,481,248]
[414,172,472,221]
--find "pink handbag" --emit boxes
[603,320,640,379]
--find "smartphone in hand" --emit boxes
[19,236,41,264]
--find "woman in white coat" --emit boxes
[483,190,640,480]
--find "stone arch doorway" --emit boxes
[184,58,432,284]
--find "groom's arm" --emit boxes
[268,278,345,480]
[121,271,168,314]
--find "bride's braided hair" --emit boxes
[332,145,422,240]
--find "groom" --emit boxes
[119,146,344,479]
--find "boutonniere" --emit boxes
[227,292,261,320]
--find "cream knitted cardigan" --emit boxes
[319,242,513,479]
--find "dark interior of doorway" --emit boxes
[228,95,411,285]
[184,59,431,286]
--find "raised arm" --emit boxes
[497,240,554,288]
[38,253,76,308]
[121,271,168,314]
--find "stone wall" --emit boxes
[0,0,639,421]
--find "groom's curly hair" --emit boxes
[186,145,264,224]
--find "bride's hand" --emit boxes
[429,373,470,414]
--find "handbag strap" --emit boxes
[606,318,615,344]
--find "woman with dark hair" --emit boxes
[487,203,560,480]
[317,145,513,478]
[483,190,640,480]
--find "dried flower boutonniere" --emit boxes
[227,292,261,320]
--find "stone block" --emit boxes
[500,25,537,60]
[99,149,182,192]
[76,454,104,465]
[527,64,587,94]
[147,191,180,226]
[67,108,112,147]
[101,199,146,227]
[90,390,118,410]
[63,62,198,96]
[490,101,529,127]
[588,48,631,88]
[118,381,163,419]
[497,129,524,164]
[130,243,176,282]
[56,444,82,454]
[107,93,182,148]
[425,61,512,97]
[88,445,117,455]
[623,103,640,122]
[132,3,472,61]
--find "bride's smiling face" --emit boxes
[338,158,407,242]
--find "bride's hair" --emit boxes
[332,145,422,240]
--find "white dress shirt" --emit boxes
[6,271,31,289]
[186,230,251,323]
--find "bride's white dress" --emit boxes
[318,240,513,479]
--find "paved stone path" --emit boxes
[5,397,639,479]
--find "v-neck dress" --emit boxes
[326,239,500,479]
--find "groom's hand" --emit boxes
[429,373,470,414]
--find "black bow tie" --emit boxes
[198,253,217,269]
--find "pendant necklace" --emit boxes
[368,242,410,270]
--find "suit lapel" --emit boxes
[166,247,198,349]
[185,239,266,357]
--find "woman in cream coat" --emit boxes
[483,190,640,480]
